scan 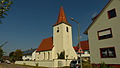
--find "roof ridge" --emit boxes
[84,0,113,34]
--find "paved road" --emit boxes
[0,63,70,68]
[0,63,36,68]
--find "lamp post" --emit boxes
[71,17,82,68]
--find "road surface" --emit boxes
[0,63,36,68]
[0,63,70,68]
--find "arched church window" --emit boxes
[39,52,40,54]
[57,27,59,32]
[48,52,50,60]
[66,27,68,32]
[44,52,45,60]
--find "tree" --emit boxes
[9,51,15,62]
[9,49,23,62]
[0,47,3,60]
[0,0,13,24]
[9,51,14,57]
[13,49,22,61]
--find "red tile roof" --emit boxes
[53,5,71,26]
[36,37,53,52]
[2,56,10,60]
[73,40,89,51]
[84,0,112,34]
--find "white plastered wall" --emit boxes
[32,50,36,60]
[34,51,52,61]
[88,0,120,64]
[53,23,77,59]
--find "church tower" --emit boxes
[52,5,77,59]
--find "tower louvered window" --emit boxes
[66,27,68,32]
[57,27,59,32]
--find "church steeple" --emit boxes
[53,5,77,60]
[53,5,71,26]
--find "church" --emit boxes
[33,5,78,61]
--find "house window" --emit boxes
[108,9,117,19]
[97,28,113,40]
[57,27,59,32]
[66,27,68,32]
[100,47,116,58]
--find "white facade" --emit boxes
[53,23,77,59]
[33,5,77,61]
[33,23,78,61]
[81,51,90,58]
[86,0,120,64]
[35,51,52,60]
[32,50,36,60]
[22,55,32,61]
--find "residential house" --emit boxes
[73,40,90,61]
[84,0,120,67]
[22,48,36,61]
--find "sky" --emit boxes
[0,0,109,55]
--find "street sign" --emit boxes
[78,47,83,54]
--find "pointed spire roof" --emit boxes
[53,5,71,26]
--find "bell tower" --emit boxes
[52,5,77,59]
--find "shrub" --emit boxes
[82,61,91,68]
[57,51,65,59]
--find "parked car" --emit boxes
[5,60,11,64]
[70,60,80,68]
